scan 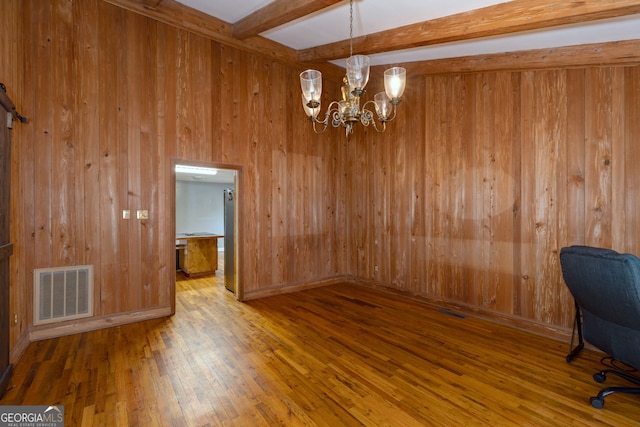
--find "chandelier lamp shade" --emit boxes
[299,0,407,136]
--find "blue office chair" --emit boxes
[560,245,640,408]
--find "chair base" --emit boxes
[589,369,640,408]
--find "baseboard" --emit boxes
[28,306,173,342]
[352,277,574,343]
[0,364,13,398]
[9,333,30,365]
[241,275,354,301]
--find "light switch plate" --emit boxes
[122,210,130,219]
[137,210,148,219]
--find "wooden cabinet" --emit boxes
[177,234,223,277]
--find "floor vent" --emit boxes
[438,309,466,319]
[33,265,94,326]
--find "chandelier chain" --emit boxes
[349,0,353,58]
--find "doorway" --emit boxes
[170,159,241,307]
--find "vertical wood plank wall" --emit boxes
[7,0,346,351]
[4,0,640,356]
[348,66,640,330]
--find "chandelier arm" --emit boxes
[324,101,344,128]
[385,103,398,122]
[311,119,329,134]
[359,101,386,133]
[371,120,386,133]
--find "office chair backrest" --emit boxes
[560,245,640,368]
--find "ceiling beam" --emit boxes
[396,39,640,76]
[102,0,298,64]
[232,0,343,40]
[141,0,163,8]
[298,0,640,62]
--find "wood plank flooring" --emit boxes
[2,272,640,426]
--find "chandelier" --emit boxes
[299,0,407,136]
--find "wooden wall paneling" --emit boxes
[74,0,99,261]
[556,69,585,328]
[0,0,21,91]
[405,76,427,293]
[547,71,571,327]
[270,61,288,283]
[97,1,122,316]
[75,0,100,313]
[368,119,389,285]
[254,53,274,291]
[421,75,437,296]
[357,127,370,281]
[312,111,327,279]
[363,128,373,284]
[557,68,586,328]
[333,122,348,277]
[153,23,172,309]
[274,65,292,288]
[32,1,54,273]
[191,34,213,162]
[532,71,564,325]
[347,118,369,279]
[517,71,536,320]
[218,44,236,163]
[160,28,177,307]
[610,67,626,251]
[208,41,222,160]
[424,76,440,296]
[442,75,463,302]
[52,0,77,268]
[175,31,192,163]
[584,67,613,249]
[389,87,410,289]
[14,0,640,346]
[372,113,388,285]
[124,10,146,313]
[509,73,523,317]
[477,72,494,309]
[236,50,259,293]
[3,0,27,347]
[489,72,515,315]
[252,54,274,287]
[563,69,586,247]
[271,107,288,286]
[129,9,146,310]
[140,17,161,308]
[116,5,133,314]
[160,25,178,160]
[460,74,479,304]
[468,73,495,307]
[624,67,640,255]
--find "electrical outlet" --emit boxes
[14,314,18,324]
[136,210,148,219]
[374,265,379,273]
[122,210,130,219]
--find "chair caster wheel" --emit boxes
[593,372,606,383]
[590,396,604,409]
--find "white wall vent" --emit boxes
[33,265,94,326]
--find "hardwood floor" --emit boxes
[2,272,640,426]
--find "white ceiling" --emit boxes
[176,166,236,184]
[176,0,640,67]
